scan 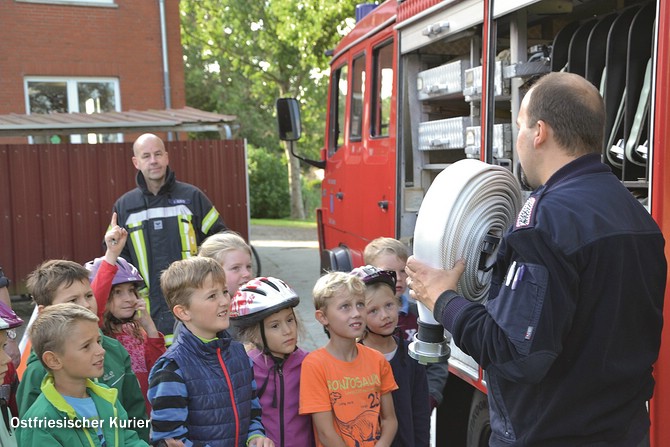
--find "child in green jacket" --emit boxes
[16,259,149,441]
[17,303,148,446]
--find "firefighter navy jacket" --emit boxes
[435,154,666,446]
[113,167,226,336]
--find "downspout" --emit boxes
[159,0,173,140]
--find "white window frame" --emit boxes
[16,0,116,7]
[24,76,122,144]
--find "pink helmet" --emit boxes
[230,277,299,327]
[85,257,145,289]
[0,301,23,330]
[350,265,396,291]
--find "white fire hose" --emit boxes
[409,159,522,362]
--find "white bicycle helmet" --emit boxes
[230,277,299,327]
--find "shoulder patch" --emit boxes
[515,196,536,228]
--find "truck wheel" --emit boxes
[467,390,491,447]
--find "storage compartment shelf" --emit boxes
[417,116,472,150]
[463,60,509,99]
[464,123,513,159]
[417,60,471,101]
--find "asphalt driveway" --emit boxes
[249,224,327,351]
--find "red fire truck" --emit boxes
[278,0,670,444]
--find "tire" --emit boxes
[467,390,491,447]
[251,244,262,277]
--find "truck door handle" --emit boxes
[336,192,344,200]
[378,200,389,211]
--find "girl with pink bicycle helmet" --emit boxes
[84,213,166,413]
[0,300,23,447]
[230,277,315,447]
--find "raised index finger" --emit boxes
[110,211,118,227]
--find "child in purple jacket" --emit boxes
[230,277,315,447]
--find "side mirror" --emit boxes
[276,98,302,141]
[276,97,325,169]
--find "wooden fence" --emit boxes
[0,139,248,294]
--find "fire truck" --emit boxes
[277,0,670,444]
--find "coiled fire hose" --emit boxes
[413,159,523,326]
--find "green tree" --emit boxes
[247,145,290,218]
[180,0,359,219]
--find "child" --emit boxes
[17,303,148,446]
[148,257,273,447]
[0,301,23,447]
[16,259,149,442]
[364,237,449,411]
[86,213,166,414]
[352,265,430,447]
[363,238,416,340]
[230,277,315,447]
[172,230,254,340]
[198,230,254,295]
[300,272,398,447]
[0,266,20,368]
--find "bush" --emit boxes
[302,177,322,220]
[248,145,291,218]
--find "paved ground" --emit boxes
[249,224,328,351]
[12,224,328,352]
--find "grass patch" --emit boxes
[251,218,317,229]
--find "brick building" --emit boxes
[0,0,185,144]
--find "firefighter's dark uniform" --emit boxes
[113,167,226,340]
[435,154,666,446]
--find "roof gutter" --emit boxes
[158,0,173,140]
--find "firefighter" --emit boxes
[406,72,665,447]
[112,133,227,343]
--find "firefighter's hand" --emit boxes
[405,256,465,312]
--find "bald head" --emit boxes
[131,133,169,194]
[526,72,605,155]
[133,133,165,157]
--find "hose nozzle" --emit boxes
[408,320,450,364]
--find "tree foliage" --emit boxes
[247,145,290,218]
[180,0,360,218]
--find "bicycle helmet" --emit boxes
[0,301,23,330]
[85,257,145,289]
[350,265,396,292]
[230,277,300,327]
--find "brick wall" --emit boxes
[0,0,185,143]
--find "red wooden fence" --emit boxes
[0,139,248,294]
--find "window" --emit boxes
[25,77,121,144]
[350,55,366,140]
[17,0,115,6]
[329,64,348,154]
[372,42,393,137]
